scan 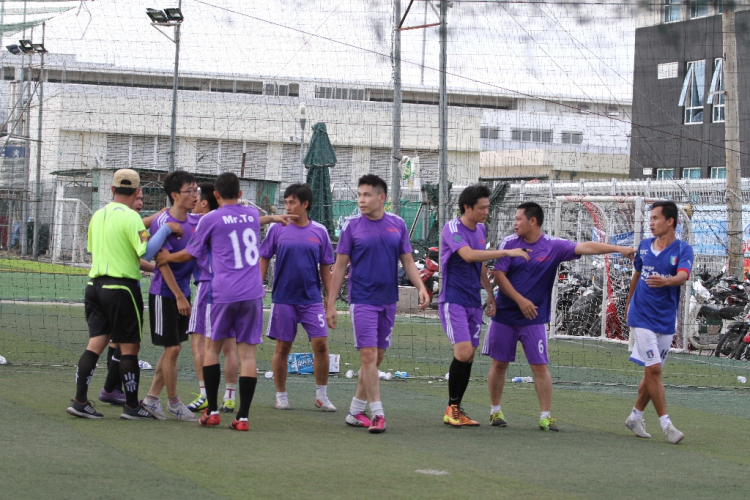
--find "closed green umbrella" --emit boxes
[304,122,336,236]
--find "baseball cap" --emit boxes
[112,169,140,189]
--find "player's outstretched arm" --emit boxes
[260,214,299,226]
[140,259,155,273]
[155,248,194,267]
[574,242,636,260]
[625,271,641,319]
[494,270,537,320]
[645,270,689,288]
[456,246,531,263]
[399,253,430,310]
[142,207,168,230]
[326,254,350,329]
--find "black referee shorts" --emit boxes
[149,293,190,347]
[85,277,144,344]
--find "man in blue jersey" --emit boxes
[625,200,692,444]
[440,185,530,427]
[483,202,636,431]
[326,175,430,434]
[141,171,200,422]
[260,183,336,412]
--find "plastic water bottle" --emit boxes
[395,371,409,379]
[0,354,6,365]
[738,376,747,384]
[522,376,534,383]
[512,376,523,383]
[138,360,152,370]
[345,370,354,379]
[264,371,274,379]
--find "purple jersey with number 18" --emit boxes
[186,204,265,304]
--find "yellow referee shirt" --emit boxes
[88,202,149,280]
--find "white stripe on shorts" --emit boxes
[155,295,163,336]
[205,303,212,340]
[188,283,201,333]
[349,303,358,349]
[444,303,454,343]
[480,322,492,355]
[266,303,275,337]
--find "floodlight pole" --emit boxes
[390,0,402,216]
[722,3,743,277]
[32,22,44,259]
[168,0,182,173]
[20,27,32,256]
[438,0,448,234]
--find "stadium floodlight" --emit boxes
[18,40,34,53]
[31,44,47,54]
[146,8,169,23]
[6,44,22,55]
[164,8,184,22]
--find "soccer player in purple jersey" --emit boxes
[439,185,530,428]
[483,202,635,431]
[141,171,200,422]
[163,173,267,431]
[326,175,430,434]
[624,201,692,444]
[260,184,337,412]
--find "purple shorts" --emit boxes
[349,303,396,350]
[188,282,209,335]
[481,322,548,365]
[206,298,263,345]
[439,303,483,347]
[266,303,327,342]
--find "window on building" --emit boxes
[716,0,723,14]
[657,168,675,180]
[679,60,705,124]
[480,127,500,140]
[578,103,591,114]
[664,0,681,22]
[315,86,365,101]
[708,58,725,123]
[561,132,583,144]
[690,0,709,18]
[711,167,726,179]
[683,168,701,179]
[511,129,552,143]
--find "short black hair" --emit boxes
[114,187,136,196]
[517,201,544,227]
[458,184,491,215]
[284,183,313,212]
[198,182,219,211]
[358,174,388,196]
[215,172,240,200]
[651,200,679,229]
[163,170,196,206]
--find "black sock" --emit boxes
[103,347,122,393]
[457,361,473,403]
[236,376,257,420]
[203,364,221,413]
[119,355,140,408]
[75,350,99,402]
[448,357,470,406]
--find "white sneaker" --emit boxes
[625,416,651,438]
[315,397,337,412]
[275,395,291,410]
[663,423,685,444]
[168,402,199,422]
[141,397,168,420]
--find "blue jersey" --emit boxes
[627,238,693,334]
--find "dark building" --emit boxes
[630,1,749,180]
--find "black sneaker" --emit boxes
[66,399,104,419]
[121,404,155,420]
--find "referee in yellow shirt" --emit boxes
[67,169,182,420]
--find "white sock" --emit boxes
[540,411,550,420]
[224,383,236,401]
[276,391,288,402]
[239,417,248,422]
[198,383,206,397]
[316,385,327,399]
[631,408,644,420]
[491,405,502,415]
[369,401,384,417]
[349,397,367,414]
[659,414,672,431]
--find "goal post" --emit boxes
[550,195,693,352]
